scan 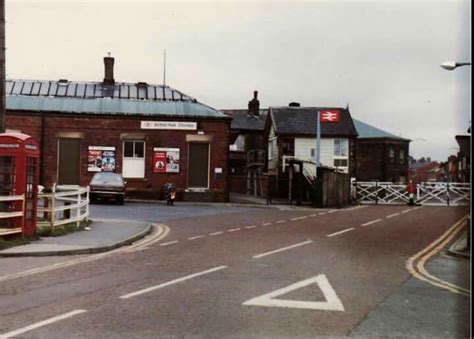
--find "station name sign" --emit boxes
[141,121,197,130]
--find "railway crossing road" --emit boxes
[0,204,470,337]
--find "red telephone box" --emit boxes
[0,133,40,237]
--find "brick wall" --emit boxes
[6,111,230,201]
[355,138,409,182]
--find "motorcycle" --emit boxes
[164,183,177,206]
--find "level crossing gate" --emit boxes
[351,180,470,206]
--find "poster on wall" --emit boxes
[153,148,180,173]
[88,146,116,172]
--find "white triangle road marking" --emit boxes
[242,274,345,311]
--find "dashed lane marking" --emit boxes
[227,228,241,232]
[290,217,300,221]
[209,231,224,236]
[244,225,257,229]
[326,228,355,238]
[159,240,179,246]
[262,223,272,226]
[386,213,399,219]
[253,240,313,259]
[361,218,382,227]
[276,220,287,224]
[401,209,411,214]
[309,214,318,217]
[188,235,205,240]
[119,266,228,299]
[318,212,326,215]
[0,309,87,338]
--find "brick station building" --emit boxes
[5,56,231,201]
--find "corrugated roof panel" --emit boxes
[85,84,95,98]
[5,80,13,94]
[66,83,77,97]
[76,83,86,98]
[137,86,147,100]
[56,83,68,96]
[93,84,103,98]
[11,81,22,95]
[31,82,42,96]
[49,83,58,96]
[119,84,129,99]
[163,87,173,100]
[39,81,50,96]
[156,86,164,100]
[147,86,155,100]
[129,85,137,99]
[21,81,34,95]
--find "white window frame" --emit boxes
[268,137,277,160]
[333,138,349,170]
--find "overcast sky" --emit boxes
[6,0,471,161]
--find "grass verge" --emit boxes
[37,219,92,237]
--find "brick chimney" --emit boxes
[103,53,115,85]
[248,90,260,116]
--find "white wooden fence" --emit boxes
[37,185,90,231]
[0,194,25,236]
[351,180,470,206]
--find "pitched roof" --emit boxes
[270,107,358,137]
[222,109,268,131]
[353,119,409,141]
[6,79,228,119]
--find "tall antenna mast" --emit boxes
[163,49,166,86]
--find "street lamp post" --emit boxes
[441,60,471,250]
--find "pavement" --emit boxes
[0,219,152,257]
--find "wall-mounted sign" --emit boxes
[320,110,340,123]
[153,148,180,173]
[141,121,197,130]
[88,146,116,172]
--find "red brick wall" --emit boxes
[6,111,230,201]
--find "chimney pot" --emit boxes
[103,54,115,85]
[289,102,300,107]
[248,90,260,116]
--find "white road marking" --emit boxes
[253,240,313,259]
[188,235,205,240]
[242,274,344,311]
[361,218,382,227]
[159,240,179,246]
[413,206,423,210]
[318,212,326,215]
[276,220,286,224]
[326,228,355,237]
[244,225,257,229]
[262,223,272,226]
[386,213,399,219]
[227,228,241,232]
[401,209,411,214]
[209,232,223,236]
[120,266,228,299]
[309,214,318,217]
[327,210,337,214]
[1,309,87,338]
[290,217,300,221]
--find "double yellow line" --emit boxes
[406,215,470,296]
[0,223,170,283]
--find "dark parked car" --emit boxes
[89,172,126,205]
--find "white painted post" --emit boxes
[86,187,90,221]
[51,184,56,232]
[76,190,81,228]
